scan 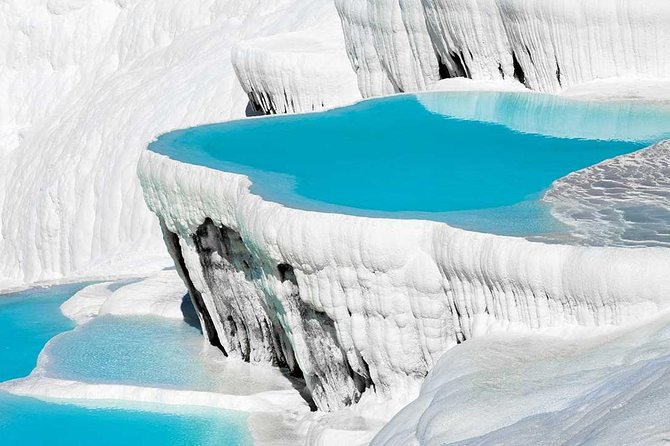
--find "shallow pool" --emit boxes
[0,285,252,446]
[43,314,292,395]
[150,91,670,237]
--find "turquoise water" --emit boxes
[45,315,221,391]
[150,91,670,236]
[0,285,252,445]
[0,284,85,381]
[0,393,249,446]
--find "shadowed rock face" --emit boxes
[164,218,370,411]
[160,222,222,350]
[276,262,372,408]
[192,219,289,366]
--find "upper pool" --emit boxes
[149,92,670,238]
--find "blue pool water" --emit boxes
[0,284,85,382]
[0,285,252,445]
[0,393,249,446]
[45,315,221,391]
[150,91,670,236]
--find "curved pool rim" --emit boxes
[145,90,670,243]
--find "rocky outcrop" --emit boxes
[160,216,371,410]
[138,148,670,412]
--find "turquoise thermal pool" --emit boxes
[0,285,252,445]
[149,91,670,237]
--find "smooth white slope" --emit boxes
[372,309,670,445]
[0,0,347,289]
[60,270,189,323]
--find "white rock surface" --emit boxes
[3,376,305,414]
[60,282,116,325]
[337,0,670,95]
[0,0,349,289]
[3,0,670,292]
[545,141,670,248]
[98,269,188,319]
[4,0,670,442]
[335,0,441,97]
[372,309,670,445]
[232,29,360,114]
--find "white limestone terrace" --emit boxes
[1,273,407,444]
[415,91,670,247]
[2,1,670,443]
[1,273,314,445]
[3,0,670,292]
[138,101,670,413]
[334,0,670,97]
[232,31,361,115]
[373,305,670,445]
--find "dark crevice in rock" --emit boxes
[525,45,534,64]
[512,51,527,87]
[244,98,264,117]
[437,56,451,80]
[179,294,202,331]
[449,299,466,345]
[283,90,290,113]
[354,353,374,392]
[160,221,224,352]
[246,93,275,115]
[555,57,563,87]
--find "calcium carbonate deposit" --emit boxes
[3,0,670,444]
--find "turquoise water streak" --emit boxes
[150,91,670,236]
[0,286,251,445]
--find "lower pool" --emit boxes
[42,314,292,395]
[149,91,670,238]
[0,392,249,446]
[0,285,252,446]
